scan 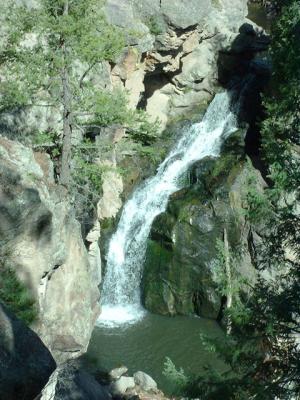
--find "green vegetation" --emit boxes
[0,0,125,186]
[244,170,274,224]
[0,0,159,191]
[164,1,300,398]
[144,15,164,36]
[163,357,189,394]
[0,251,37,325]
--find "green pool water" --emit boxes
[82,313,225,394]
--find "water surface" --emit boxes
[83,313,225,394]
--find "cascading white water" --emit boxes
[98,91,238,327]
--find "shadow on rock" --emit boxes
[0,303,56,400]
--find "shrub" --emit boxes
[0,251,38,325]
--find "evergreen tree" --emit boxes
[0,0,124,187]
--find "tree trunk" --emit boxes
[224,228,232,335]
[60,0,72,188]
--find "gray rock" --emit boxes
[0,303,56,400]
[133,0,161,17]
[0,136,101,363]
[111,376,135,395]
[133,371,158,391]
[41,362,111,400]
[109,366,128,381]
[161,0,212,29]
[105,0,154,53]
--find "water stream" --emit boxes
[99,91,238,327]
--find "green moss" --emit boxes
[100,217,115,231]
[0,264,38,325]
[142,239,174,314]
[211,154,239,179]
[145,239,173,273]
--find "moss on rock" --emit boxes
[141,127,257,319]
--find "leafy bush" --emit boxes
[244,176,273,224]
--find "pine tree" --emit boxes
[0,0,124,187]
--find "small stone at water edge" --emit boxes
[111,376,135,395]
[109,366,128,381]
[133,371,158,391]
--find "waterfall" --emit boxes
[98,91,238,327]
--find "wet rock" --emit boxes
[142,139,260,319]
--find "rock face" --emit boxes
[104,0,263,129]
[142,133,262,319]
[0,303,56,400]
[0,136,101,363]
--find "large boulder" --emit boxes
[40,362,111,400]
[133,371,158,392]
[0,303,56,400]
[0,136,101,363]
[110,376,136,396]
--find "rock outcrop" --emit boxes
[0,303,56,400]
[0,136,101,363]
[104,0,265,129]
[142,133,264,319]
[0,0,270,374]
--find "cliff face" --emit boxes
[0,136,101,363]
[104,0,250,129]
